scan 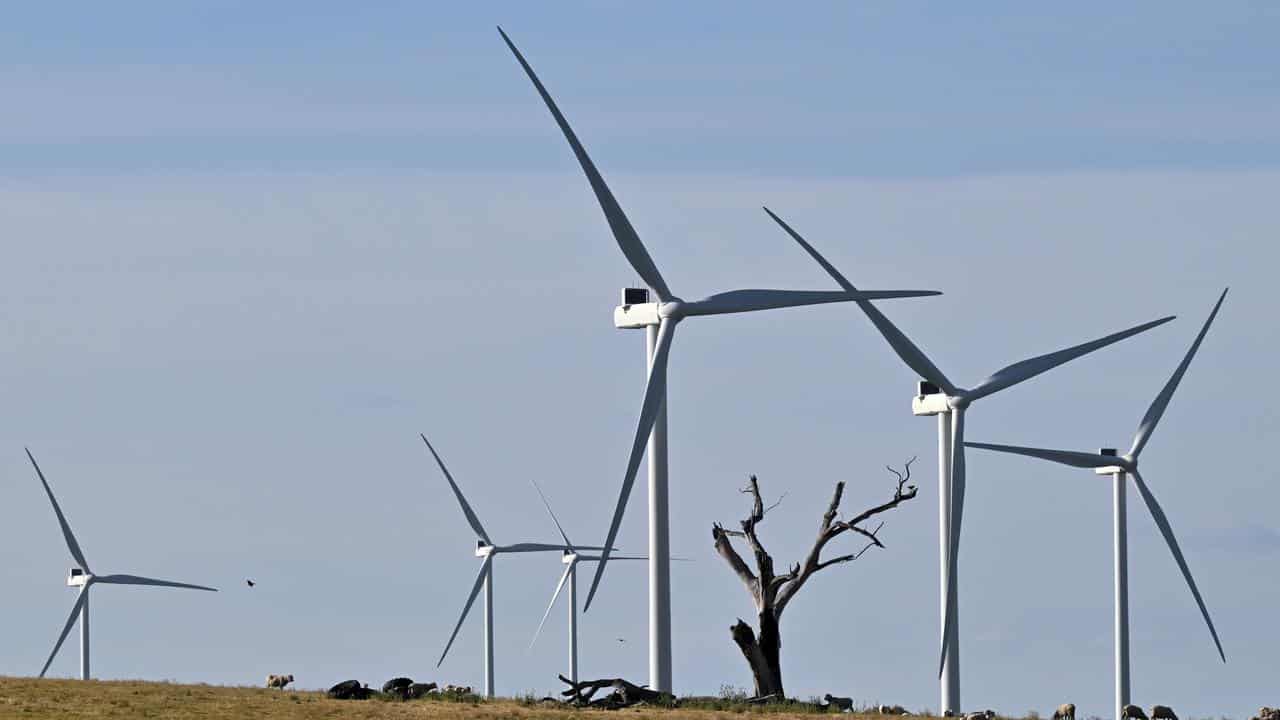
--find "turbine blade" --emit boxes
[93,574,217,591]
[26,449,91,573]
[584,318,676,611]
[1129,288,1228,458]
[421,434,491,545]
[964,441,1118,469]
[1130,469,1225,661]
[498,27,671,301]
[530,560,575,650]
[939,408,965,677]
[530,479,573,549]
[437,555,493,667]
[497,543,578,553]
[763,208,957,395]
[40,589,87,678]
[967,316,1175,402]
[681,288,940,317]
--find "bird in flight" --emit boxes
[246,579,255,588]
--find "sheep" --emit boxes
[265,674,294,690]
[407,682,438,699]
[823,694,854,712]
[1053,704,1076,720]
[442,684,474,695]
[382,677,413,694]
[1150,706,1178,720]
[964,711,995,720]
[1123,705,1149,720]
[878,705,910,715]
[327,680,375,700]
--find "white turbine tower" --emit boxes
[423,434,607,698]
[27,448,218,680]
[526,480,652,685]
[763,209,1174,714]
[965,289,1228,720]
[497,27,942,693]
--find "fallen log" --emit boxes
[557,675,668,709]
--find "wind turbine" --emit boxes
[27,448,218,680]
[422,434,607,698]
[965,289,1228,720]
[497,27,942,693]
[526,480,654,685]
[762,208,1174,715]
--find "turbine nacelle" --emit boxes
[1094,448,1137,474]
[911,381,969,415]
[67,568,90,587]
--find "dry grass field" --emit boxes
[0,677,925,720]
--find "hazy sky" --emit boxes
[1,2,1277,717]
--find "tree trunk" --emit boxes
[731,613,783,698]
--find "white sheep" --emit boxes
[824,694,854,712]
[265,674,294,690]
[1053,704,1076,720]
[1151,706,1178,720]
[878,705,910,715]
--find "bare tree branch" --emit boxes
[763,492,787,516]
[739,476,777,605]
[712,522,760,605]
[774,460,918,615]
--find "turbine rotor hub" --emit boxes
[657,299,686,320]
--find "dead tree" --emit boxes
[712,459,918,698]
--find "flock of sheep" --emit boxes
[262,677,1202,720]
[265,673,472,701]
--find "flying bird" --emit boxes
[246,579,255,588]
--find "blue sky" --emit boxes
[1,2,1277,717]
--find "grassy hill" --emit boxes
[0,678,917,720]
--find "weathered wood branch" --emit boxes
[557,675,665,708]
[712,522,760,604]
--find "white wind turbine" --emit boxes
[497,27,942,692]
[526,480,655,685]
[422,434,608,698]
[763,208,1174,715]
[965,289,1228,720]
[27,448,218,680]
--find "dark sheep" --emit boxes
[824,694,854,712]
[382,677,413,698]
[382,677,413,693]
[327,680,376,700]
